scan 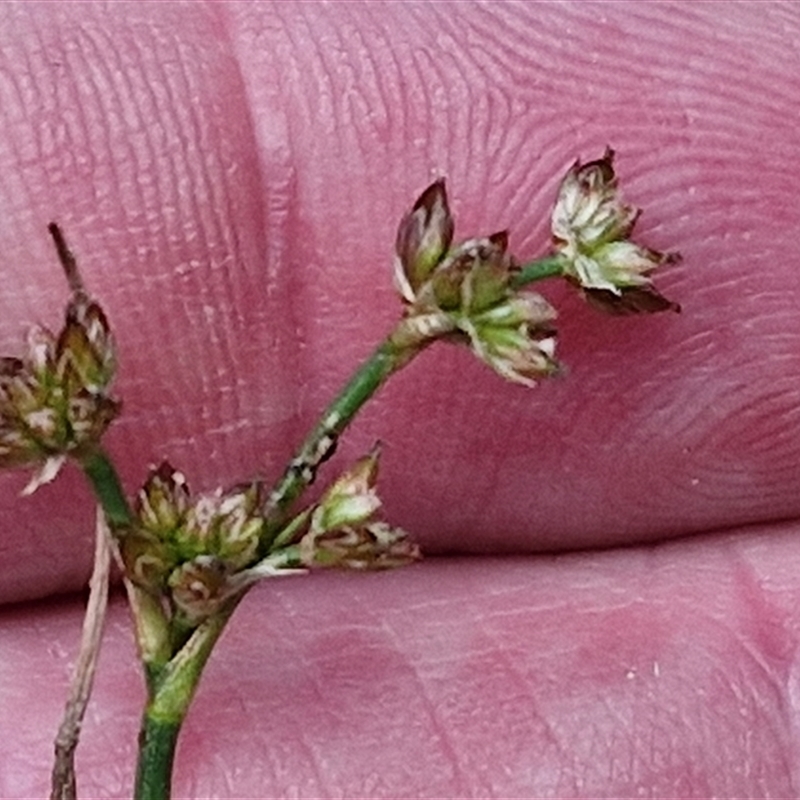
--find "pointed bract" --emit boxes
[582,284,682,315]
[394,179,454,302]
[311,446,382,534]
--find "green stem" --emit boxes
[512,254,564,288]
[134,598,241,800]
[134,714,180,800]
[78,448,177,789]
[79,447,172,677]
[79,447,133,528]
[263,253,563,533]
[127,325,436,795]
[263,326,428,530]
[104,253,563,800]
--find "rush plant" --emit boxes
[0,150,679,799]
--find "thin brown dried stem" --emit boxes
[48,222,86,297]
[50,507,111,800]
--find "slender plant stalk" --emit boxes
[512,254,563,288]
[134,598,241,799]
[134,716,181,800]
[75,255,561,800]
[80,448,134,528]
[263,254,562,533]
[50,508,112,800]
[263,329,425,527]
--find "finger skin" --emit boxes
[0,1,299,602]
[0,3,799,794]
[230,1,800,557]
[3,523,800,798]
[0,3,799,602]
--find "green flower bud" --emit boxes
[177,484,262,570]
[125,463,267,622]
[136,462,190,535]
[310,447,382,534]
[418,232,512,315]
[392,182,566,387]
[0,227,119,490]
[292,448,421,572]
[133,461,263,570]
[55,298,116,393]
[466,294,558,387]
[119,529,176,592]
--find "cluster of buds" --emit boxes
[121,463,266,624]
[123,448,418,625]
[0,226,118,492]
[394,181,558,387]
[551,147,680,314]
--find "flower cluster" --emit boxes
[0,292,118,492]
[120,463,267,623]
[122,449,418,625]
[551,147,680,314]
[394,181,558,387]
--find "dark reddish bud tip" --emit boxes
[48,223,85,296]
[394,179,454,300]
[487,230,509,253]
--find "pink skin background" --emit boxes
[1,1,799,797]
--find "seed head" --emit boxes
[0,228,118,488]
[551,149,680,313]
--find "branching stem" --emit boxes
[512,254,564,287]
[262,330,426,530]
[74,255,561,800]
[262,254,563,534]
